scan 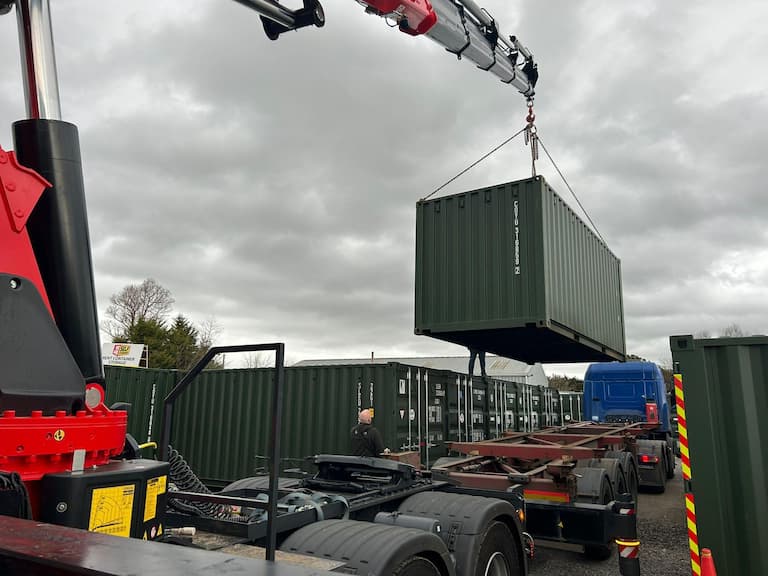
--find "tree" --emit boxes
[104,278,174,339]
[166,315,200,371]
[243,352,275,368]
[107,279,222,370]
[117,318,174,369]
[720,323,746,337]
[548,374,583,391]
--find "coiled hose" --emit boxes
[167,445,236,519]
[0,472,32,519]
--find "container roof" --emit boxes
[293,355,547,382]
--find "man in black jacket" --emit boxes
[350,409,385,457]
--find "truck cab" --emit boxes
[583,361,676,492]
[583,361,671,432]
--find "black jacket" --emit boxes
[350,422,384,457]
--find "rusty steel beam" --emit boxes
[526,433,628,447]
[447,441,604,460]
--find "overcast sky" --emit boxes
[1,1,766,376]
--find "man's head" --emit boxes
[359,409,372,424]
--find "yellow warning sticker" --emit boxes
[144,475,168,522]
[53,429,65,441]
[89,485,135,538]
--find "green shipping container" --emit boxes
[415,176,626,363]
[106,363,455,485]
[105,365,179,444]
[670,335,768,576]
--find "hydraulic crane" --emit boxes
[237,0,537,97]
[0,0,539,573]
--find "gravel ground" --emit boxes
[528,458,690,575]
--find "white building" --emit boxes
[293,355,549,387]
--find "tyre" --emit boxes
[475,521,519,576]
[637,440,667,493]
[398,492,524,576]
[280,519,453,576]
[573,467,614,505]
[220,476,301,493]
[574,467,614,560]
[584,457,627,500]
[604,451,639,505]
[624,454,640,505]
[393,556,442,576]
[666,446,676,479]
[584,543,613,561]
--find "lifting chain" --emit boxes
[524,99,539,177]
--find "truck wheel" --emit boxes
[604,451,639,505]
[475,521,518,576]
[392,556,443,576]
[665,447,676,479]
[654,454,668,494]
[280,519,452,576]
[625,455,640,505]
[573,467,614,505]
[574,468,614,561]
[584,458,627,499]
[398,492,524,576]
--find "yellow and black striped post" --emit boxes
[675,372,701,576]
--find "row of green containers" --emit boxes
[105,363,583,487]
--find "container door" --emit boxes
[395,366,418,452]
[488,379,503,439]
[427,372,447,463]
[531,386,542,431]
[505,382,519,432]
[470,378,487,441]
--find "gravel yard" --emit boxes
[528,458,689,576]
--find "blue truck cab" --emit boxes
[583,361,670,433]
[583,361,676,491]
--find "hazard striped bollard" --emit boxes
[613,493,640,576]
[675,372,702,576]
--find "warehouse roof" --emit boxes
[292,355,548,386]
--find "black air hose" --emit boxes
[167,445,231,518]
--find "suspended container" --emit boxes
[670,335,768,576]
[415,176,626,363]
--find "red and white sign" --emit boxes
[102,343,145,367]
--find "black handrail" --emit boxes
[158,342,285,562]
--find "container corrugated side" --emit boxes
[670,335,768,576]
[415,176,625,363]
[105,366,178,444]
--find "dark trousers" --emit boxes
[468,350,487,377]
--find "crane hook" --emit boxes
[524,99,539,176]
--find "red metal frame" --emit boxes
[0,406,127,481]
[435,422,656,503]
[0,145,53,314]
[0,147,128,518]
[358,0,437,35]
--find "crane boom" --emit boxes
[233,0,538,99]
[359,0,537,97]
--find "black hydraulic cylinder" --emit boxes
[13,119,104,384]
